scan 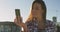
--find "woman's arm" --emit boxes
[14,16,28,32]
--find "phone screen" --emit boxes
[15,9,22,22]
[15,9,20,16]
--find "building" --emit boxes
[52,17,57,32]
[0,22,21,32]
[52,16,57,22]
[56,22,60,32]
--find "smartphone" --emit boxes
[15,9,22,22]
[15,9,20,17]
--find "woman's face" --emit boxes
[31,3,44,16]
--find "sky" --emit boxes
[0,0,60,23]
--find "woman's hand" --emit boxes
[14,16,28,32]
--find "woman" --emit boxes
[25,0,46,32]
[14,0,46,32]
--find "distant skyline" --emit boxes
[0,0,60,22]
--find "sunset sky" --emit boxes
[0,0,60,23]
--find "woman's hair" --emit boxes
[32,0,46,19]
[26,0,47,21]
[32,0,46,11]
